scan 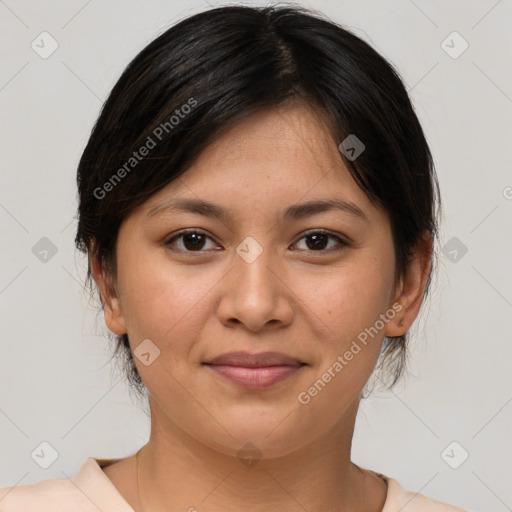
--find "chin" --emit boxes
[191,405,316,460]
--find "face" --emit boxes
[94,103,418,459]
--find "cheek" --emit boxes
[291,258,394,418]
[116,249,218,350]
[298,253,395,344]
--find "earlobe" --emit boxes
[89,253,127,335]
[102,297,127,335]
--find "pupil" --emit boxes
[184,233,205,250]
[307,234,328,250]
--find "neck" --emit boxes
[135,397,387,512]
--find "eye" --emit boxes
[165,229,347,253]
[165,229,220,252]
[292,230,347,252]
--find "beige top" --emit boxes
[0,457,468,511]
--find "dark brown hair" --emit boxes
[75,4,440,400]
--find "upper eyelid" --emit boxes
[165,228,218,244]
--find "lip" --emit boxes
[203,351,306,390]
[205,351,304,367]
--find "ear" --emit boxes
[89,250,127,335]
[385,231,433,337]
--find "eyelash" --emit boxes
[164,229,348,254]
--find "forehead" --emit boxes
[140,104,382,224]
[200,103,342,173]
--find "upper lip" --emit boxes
[204,351,305,367]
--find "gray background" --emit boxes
[1,1,511,511]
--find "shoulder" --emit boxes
[0,457,128,512]
[0,477,88,512]
[382,474,469,512]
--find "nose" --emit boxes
[216,239,294,332]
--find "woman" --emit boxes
[0,4,468,511]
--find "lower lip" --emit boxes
[205,364,304,390]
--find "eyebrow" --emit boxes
[146,197,369,223]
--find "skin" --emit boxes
[91,102,432,512]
